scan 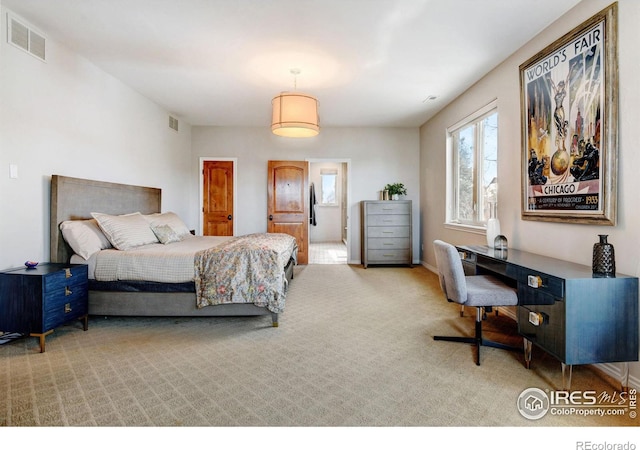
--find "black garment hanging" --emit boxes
[310,182,317,226]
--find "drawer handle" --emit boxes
[527,275,543,288]
[528,311,545,326]
[383,243,394,246]
[65,286,72,296]
[65,303,72,314]
[383,254,395,257]
[382,231,394,234]
[65,268,72,278]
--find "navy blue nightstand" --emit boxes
[0,263,88,352]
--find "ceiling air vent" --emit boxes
[169,115,179,132]
[7,13,46,62]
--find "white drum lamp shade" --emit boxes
[271,92,320,137]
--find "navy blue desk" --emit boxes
[457,245,638,390]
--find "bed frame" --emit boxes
[50,175,292,326]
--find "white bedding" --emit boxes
[71,235,232,283]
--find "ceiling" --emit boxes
[3,0,582,128]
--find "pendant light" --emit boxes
[271,69,320,138]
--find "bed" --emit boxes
[49,175,297,327]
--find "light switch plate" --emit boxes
[9,164,18,179]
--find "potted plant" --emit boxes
[384,182,407,200]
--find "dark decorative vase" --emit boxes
[592,234,615,277]
[493,235,508,260]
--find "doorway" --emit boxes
[308,159,350,264]
[267,160,310,265]
[200,158,237,236]
[199,157,349,264]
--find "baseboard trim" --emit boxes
[594,362,640,391]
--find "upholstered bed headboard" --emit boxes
[50,175,162,263]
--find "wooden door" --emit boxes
[267,160,309,264]
[203,160,234,236]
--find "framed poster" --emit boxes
[520,3,618,225]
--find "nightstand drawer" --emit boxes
[43,284,88,330]
[43,265,87,292]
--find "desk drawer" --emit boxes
[518,302,566,361]
[476,255,518,279]
[517,268,563,300]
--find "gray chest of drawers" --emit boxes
[361,200,412,268]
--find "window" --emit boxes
[446,101,498,229]
[320,169,338,205]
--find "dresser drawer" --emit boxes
[43,265,88,292]
[366,215,410,227]
[366,202,410,215]
[366,226,410,238]
[367,249,410,262]
[367,237,410,250]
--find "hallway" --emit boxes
[308,241,347,264]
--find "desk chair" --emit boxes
[432,240,520,365]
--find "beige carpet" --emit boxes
[0,264,634,428]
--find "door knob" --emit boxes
[269,215,273,220]
[227,215,232,220]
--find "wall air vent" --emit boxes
[7,13,46,62]
[169,115,179,132]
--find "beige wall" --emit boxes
[420,0,640,385]
[190,126,420,263]
[0,5,193,270]
[0,1,421,268]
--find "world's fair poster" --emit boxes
[520,4,617,225]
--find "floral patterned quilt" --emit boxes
[194,233,297,313]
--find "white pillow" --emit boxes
[144,212,191,237]
[60,219,112,260]
[91,212,159,250]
